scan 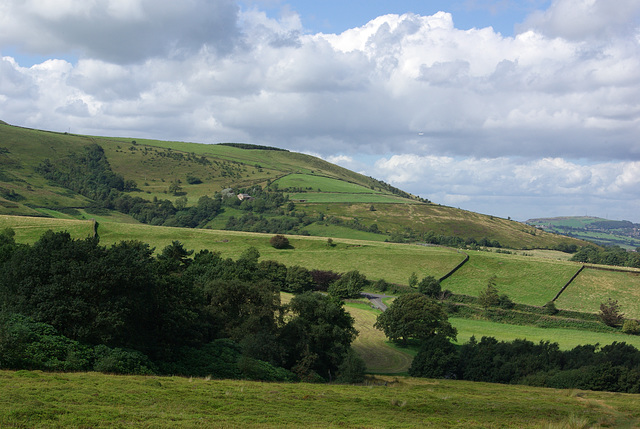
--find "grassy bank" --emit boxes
[1,370,638,428]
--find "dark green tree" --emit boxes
[284,265,314,294]
[280,292,357,381]
[478,276,500,308]
[599,298,625,327]
[417,275,441,299]
[328,270,368,299]
[374,293,456,346]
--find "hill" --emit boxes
[527,216,640,250]
[0,122,583,250]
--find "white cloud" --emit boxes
[0,0,639,220]
[372,154,640,221]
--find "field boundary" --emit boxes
[552,265,585,302]
[438,250,469,282]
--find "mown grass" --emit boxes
[0,215,95,242]
[274,173,383,194]
[442,250,581,306]
[451,317,640,350]
[1,370,639,428]
[289,192,412,203]
[344,302,414,374]
[555,268,640,319]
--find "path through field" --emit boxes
[347,305,414,374]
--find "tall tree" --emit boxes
[375,293,456,346]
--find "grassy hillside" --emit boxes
[3,215,639,320]
[527,216,640,250]
[2,370,639,428]
[0,122,586,250]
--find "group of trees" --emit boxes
[0,229,363,382]
[410,336,640,394]
[571,245,640,268]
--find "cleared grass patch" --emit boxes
[555,268,640,319]
[275,174,383,194]
[289,192,411,203]
[1,370,638,428]
[451,317,640,350]
[344,302,413,374]
[442,250,580,306]
[0,215,95,242]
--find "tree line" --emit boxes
[0,228,364,382]
[375,284,640,394]
[570,245,640,268]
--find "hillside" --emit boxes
[527,216,640,250]
[0,122,584,249]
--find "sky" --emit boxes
[1,0,639,223]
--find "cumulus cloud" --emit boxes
[370,154,640,221]
[0,0,639,220]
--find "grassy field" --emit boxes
[1,370,639,428]
[442,250,581,306]
[344,302,414,374]
[274,173,383,194]
[451,317,640,350]
[555,268,640,319]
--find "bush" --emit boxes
[93,345,156,375]
[270,234,290,249]
[543,301,559,315]
[622,319,640,335]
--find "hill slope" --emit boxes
[0,122,584,249]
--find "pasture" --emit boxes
[1,370,639,428]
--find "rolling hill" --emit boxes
[0,122,584,250]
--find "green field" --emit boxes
[289,192,411,203]
[442,250,581,306]
[451,317,640,350]
[274,173,383,194]
[1,370,638,428]
[555,268,640,319]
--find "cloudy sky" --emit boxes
[1,0,639,222]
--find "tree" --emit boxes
[270,234,290,249]
[599,298,624,327]
[284,265,314,294]
[417,276,441,299]
[478,276,500,308]
[280,292,358,380]
[169,179,183,195]
[328,270,368,299]
[374,293,457,346]
[408,334,458,378]
[408,272,418,288]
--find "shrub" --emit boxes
[270,234,290,249]
[622,319,640,335]
[498,294,515,309]
[543,301,559,315]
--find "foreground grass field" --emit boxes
[1,370,639,428]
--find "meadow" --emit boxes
[1,370,639,428]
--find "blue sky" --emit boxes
[247,0,550,35]
[1,0,639,222]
